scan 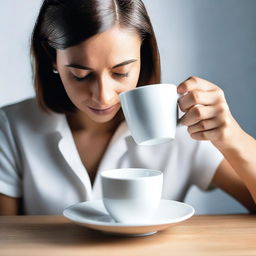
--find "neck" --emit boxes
[66,110,124,135]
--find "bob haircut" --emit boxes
[31,0,161,113]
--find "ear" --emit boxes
[52,63,57,70]
[52,62,59,74]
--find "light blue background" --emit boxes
[1,0,255,214]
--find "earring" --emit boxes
[53,69,59,74]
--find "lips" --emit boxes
[87,103,119,115]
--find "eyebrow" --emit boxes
[65,59,137,70]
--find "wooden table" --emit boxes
[0,215,256,256]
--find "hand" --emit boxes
[177,76,242,148]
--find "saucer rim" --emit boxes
[63,199,195,227]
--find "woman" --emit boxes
[0,0,255,215]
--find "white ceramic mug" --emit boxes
[100,168,163,224]
[120,83,179,145]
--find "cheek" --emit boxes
[59,73,90,99]
[131,67,141,87]
[132,63,141,87]
[117,67,140,93]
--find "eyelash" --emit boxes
[73,73,129,82]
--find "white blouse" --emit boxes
[0,98,223,215]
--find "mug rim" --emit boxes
[119,83,177,98]
[100,168,163,180]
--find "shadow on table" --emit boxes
[4,221,172,247]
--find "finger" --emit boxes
[178,89,225,112]
[180,105,222,127]
[177,76,218,94]
[187,117,223,134]
[179,90,226,112]
[190,126,227,141]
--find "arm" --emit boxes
[177,76,256,211]
[213,159,256,213]
[0,109,23,215]
[0,194,22,216]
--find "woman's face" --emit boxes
[55,25,141,123]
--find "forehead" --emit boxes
[57,25,141,67]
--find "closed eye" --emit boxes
[73,72,129,82]
[73,73,93,81]
[113,72,129,78]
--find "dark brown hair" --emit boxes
[31,0,161,113]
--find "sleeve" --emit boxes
[190,140,224,191]
[0,109,22,197]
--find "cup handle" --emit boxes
[176,93,185,125]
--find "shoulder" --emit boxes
[2,97,41,116]
[0,98,62,133]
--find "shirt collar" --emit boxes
[55,113,130,141]
[54,113,131,200]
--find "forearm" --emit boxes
[214,125,256,203]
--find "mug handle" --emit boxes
[176,93,185,125]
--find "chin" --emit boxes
[91,116,115,123]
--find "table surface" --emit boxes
[0,214,256,256]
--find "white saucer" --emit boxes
[63,200,195,236]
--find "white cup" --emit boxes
[100,168,163,224]
[120,83,179,145]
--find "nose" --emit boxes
[91,74,116,105]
